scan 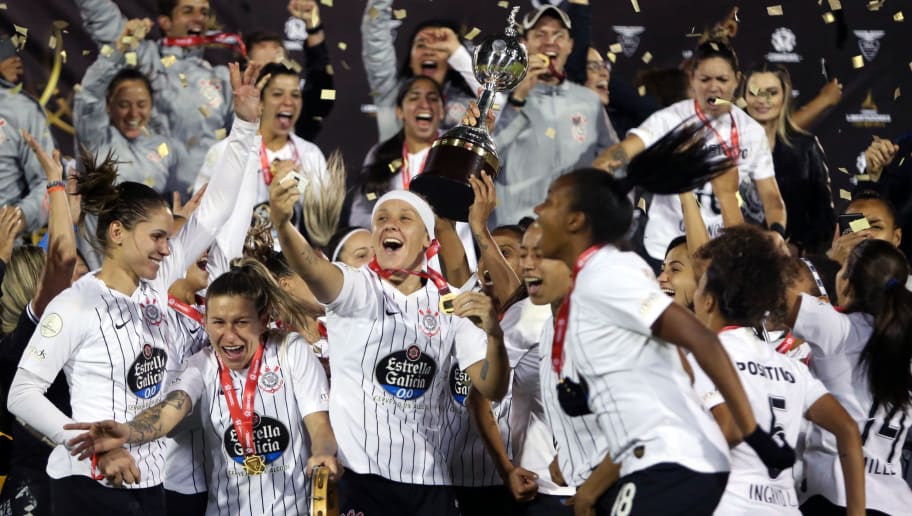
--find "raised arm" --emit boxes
[468,172,522,308]
[592,134,646,174]
[289,0,335,141]
[792,79,842,130]
[361,0,399,107]
[453,292,509,400]
[74,0,128,46]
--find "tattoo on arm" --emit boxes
[610,147,630,167]
[473,231,490,253]
[480,360,490,381]
[126,391,190,444]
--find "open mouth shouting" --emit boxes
[524,276,543,297]
[420,60,439,74]
[382,237,404,254]
[275,110,295,130]
[415,111,434,130]
[220,342,247,362]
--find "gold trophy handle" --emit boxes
[39,27,64,107]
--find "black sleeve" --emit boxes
[295,40,336,142]
[561,0,591,85]
[0,308,39,398]
[0,258,5,289]
[804,137,837,253]
[607,73,661,127]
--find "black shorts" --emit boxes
[454,485,515,516]
[595,463,728,516]
[336,471,459,516]
[800,495,890,516]
[49,475,165,516]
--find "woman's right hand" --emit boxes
[64,420,131,460]
[863,136,899,181]
[467,171,497,233]
[21,129,63,182]
[115,18,153,54]
[268,165,300,228]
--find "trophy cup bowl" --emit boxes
[409,16,528,221]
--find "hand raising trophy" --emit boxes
[409,7,528,221]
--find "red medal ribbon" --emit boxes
[400,142,432,190]
[259,140,302,186]
[168,295,205,325]
[775,332,796,355]
[367,239,450,295]
[161,32,247,57]
[551,245,604,374]
[215,340,266,459]
[718,325,741,334]
[693,100,740,163]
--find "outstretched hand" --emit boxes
[22,129,63,182]
[467,171,497,232]
[64,420,131,460]
[229,62,265,123]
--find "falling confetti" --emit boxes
[464,27,481,41]
[895,11,904,22]
[641,51,653,64]
[337,42,347,51]
[82,49,92,56]
[497,1,508,7]
[393,9,407,20]
[852,55,864,69]
[125,52,138,66]
[198,106,210,117]
[215,128,227,140]
[48,35,56,48]
[637,85,646,96]
[827,0,842,10]
[320,0,333,5]
[0,4,8,10]
[631,0,640,13]
[13,24,27,36]
[896,88,902,100]
[325,64,334,75]
[606,52,617,63]
[822,12,835,23]
[161,55,177,67]
[368,7,379,20]
[837,167,849,174]
[767,5,783,16]
[60,50,67,63]
[545,127,556,139]
[609,43,622,54]
[849,218,870,232]
[320,89,336,100]
[100,44,114,57]
[341,60,351,71]
[157,143,169,158]
[366,192,378,201]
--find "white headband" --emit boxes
[331,228,370,262]
[370,190,436,239]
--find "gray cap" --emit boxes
[0,37,16,62]
[521,5,572,32]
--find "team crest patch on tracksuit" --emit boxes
[198,79,224,109]
[571,113,588,143]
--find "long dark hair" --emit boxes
[842,239,912,411]
[398,19,475,99]
[565,119,735,245]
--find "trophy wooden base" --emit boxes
[410,138,500,221]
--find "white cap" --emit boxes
[522,5,572,31]
[371,190,436,239]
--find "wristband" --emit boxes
[307,23,323,35]
[47,180,66,190]
[507,94,526,108]
[47,186,65,194]
[768,222,786,238]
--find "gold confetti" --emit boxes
[767,5,783,16]
[609,43,623,54]
[82,49,92,56]
[125,52,137,66]
[822,12,835,23]
[198,105,210,117]
[368,7,379,20]
[73,83,82,92]
[320,0,333,5]
[157,142,169,158]
[637,197,646,211]
[641,51,653,64]
[179,73,188,88]
[748,83,760,96]
[545,127,556,139]
[215,128,227,140]
[48,35,56,48]
[497,1,509,7]
[849,218,870,232]
[393,9,407,20]
[838,167,849,174]
[492,103,501,111]
[388,159,402,173]
[53,20,69,30]
[736,192,744,208]
[0,4,7,10]
[631,0,640,13]
[9,83,22,95]
[899,157,906,167]
[121,35,134,46]
[866,0,884,11]
[852,55,864,69]
[606,52,617,63]
[341,60,351,71]
[13,24,27,36]
[637,85,646,96]
[60,50,67,63]
[894,11,904,22]
[320,89,336,100]
[325,64,334,75]
[464,27,481,41]
[366,192,378,201]
[735,97,748,108]
[100,44,113,57]
[161,55,177,67]
[827,0,842,10]
[710,42,719,51]
[337,42,347,51]
[896,88,902,100]
[855,174,871,181]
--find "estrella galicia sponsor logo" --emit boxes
[846,91,891,128]
[449,365,471,406]
[375,345,437,400]
[127,344,168,399]
[766,27,802,63]
[612,26,645,57]
[223,413,289,466]
[854,30,885,61]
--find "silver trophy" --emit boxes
[409,7,529,221]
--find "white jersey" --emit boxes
[793,294,912,514]
[629,99,775,259]
[323,264,488,485]
[440,298,549,486]
[566,246,730,478]
[690,327,828,515]
[169,332,329,516]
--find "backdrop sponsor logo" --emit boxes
[854,30,885,61]
[284,17,308,51]
[846,91,891,128]
[612,26,645,57]
[766,27,801,63]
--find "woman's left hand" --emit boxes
[452,291,500,336]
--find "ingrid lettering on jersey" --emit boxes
[127,344,168,399]
[748,483,799,507]
[223,412,290,470]
[449,364,470,407]
[375,345,437,400]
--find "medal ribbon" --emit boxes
[259,141,302,186]
[693,100,740,163]
[551,245,604,374]
[400,142,432,190]
[168,295,205,325]
[775,332,796,355]
[215,340,266,459]
[367,239,451,296]
[161,32,247,57]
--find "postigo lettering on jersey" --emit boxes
[223,412,290,472]
[449,364,471,406]
[374,345,437,400]
[734,361,796,383]
[127,344,168,399]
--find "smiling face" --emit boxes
[371,199,431,272]
[397,77,444,143]
[657,242,697,310]
[584,47,610,105]
[206,295,267,370]
[745,72,784,124]
[523,16,573,76]
[691,56,739,115]
[108,79,153,140]
[519,223,572,306]
[409,27,449,86]
[113,206,174,281]
[159,0,209,38]
[261,74,302,137]
[337,230,374,269]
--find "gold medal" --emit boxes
[439,292,457,314]
[243,454,267,475]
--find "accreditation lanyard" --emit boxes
[551,245,604,374]
[161,32,247,57]
[400,143,431,190]
[215,341,266,459]
[693,100,740,163]
[259,141,301,186]
[167,295,205,325]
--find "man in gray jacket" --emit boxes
[0,37,54,233]
[74,0,233,198]
[493,5,617,227]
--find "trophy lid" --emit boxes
[472,6,528,91]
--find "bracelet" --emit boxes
[507,94,526,108]
[47,180,66,190]
[307,23,323,35]
[47,186,65,194]
[768,222,786,238]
